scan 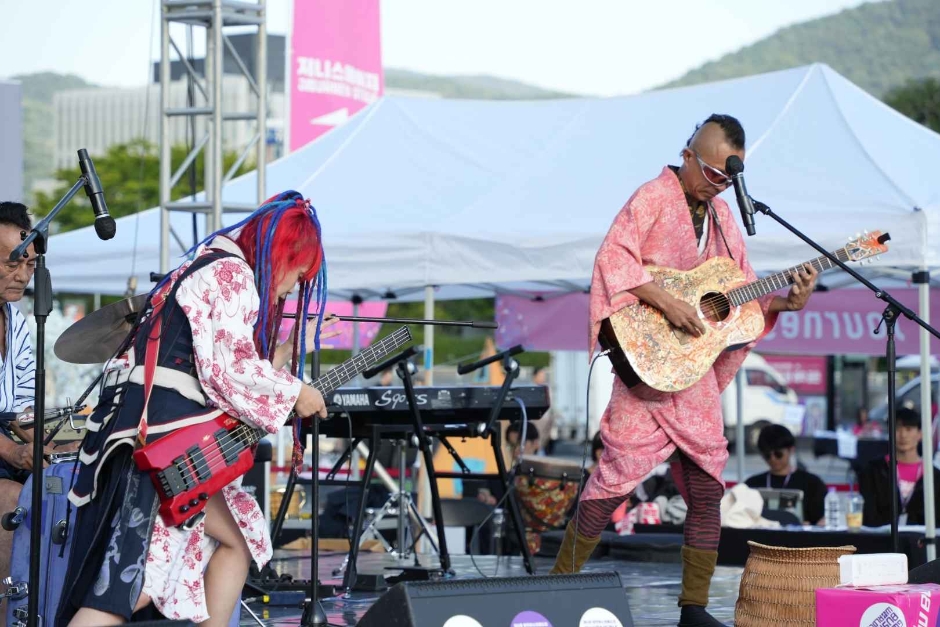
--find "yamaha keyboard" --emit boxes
[319,385,549,438]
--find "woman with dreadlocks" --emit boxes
[58,191,334,626]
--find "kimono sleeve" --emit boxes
[175,257,303,434]
[594,193,658,307]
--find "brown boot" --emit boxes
[549,520,602,575]
[677,546,724,626]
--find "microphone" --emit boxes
[725,155,756,237]
[457,344,524,375]
[362,345,419,380]
[78,149,116,240]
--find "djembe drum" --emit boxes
[513,456,584,555]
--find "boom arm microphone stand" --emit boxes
[10,160,101,627]
[751,199,940,552]
[283,312,498,329]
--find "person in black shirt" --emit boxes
[745,425,827,525]
[857,406,940,527]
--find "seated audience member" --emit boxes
[476,422,541,507]
[853,406,883,437]
[505,420,540,459]
[858,406,940,527]
[745,424,827,525]
[377,367,395,386]
[588,431,604,474]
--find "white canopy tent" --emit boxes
[44,63,940,551]
[45,63,940,297]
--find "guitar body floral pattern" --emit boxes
[606,257,766,393]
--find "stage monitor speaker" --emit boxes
[910,558,940,584]
[357,571,633,627]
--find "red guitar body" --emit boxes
[134,325,414,528]
[133,412,254,528]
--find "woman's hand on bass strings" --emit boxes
[295,385,327,419]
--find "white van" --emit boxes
[722,353,805,451]
[553,351,802,451]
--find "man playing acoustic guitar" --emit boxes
[550,114,817,627]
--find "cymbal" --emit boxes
[54,294,148,364]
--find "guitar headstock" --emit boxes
[844,230,890,264]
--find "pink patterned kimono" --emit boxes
[582,166,778,503]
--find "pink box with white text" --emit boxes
[816,584,940,626]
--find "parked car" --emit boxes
[722,353,805,452]
[555,351,803,452]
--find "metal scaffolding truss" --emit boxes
[159,0,267,271]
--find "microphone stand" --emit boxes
[752,200,940,552]
[11,173,91,627]
[300,348,329,626]
[290,316,497,624]
[283,313,497,329]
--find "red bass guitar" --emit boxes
[134,326,412,528]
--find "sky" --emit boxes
[0,0,876,96]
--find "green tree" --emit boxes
[33,139,252,233]
[884,77,940,134]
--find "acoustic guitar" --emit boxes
[599,231,891,393]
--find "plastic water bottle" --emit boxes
[825,487,843,530]
[492,508,505,557]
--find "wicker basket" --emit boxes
[734,541,856,626]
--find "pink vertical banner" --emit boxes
[290,0,383,151]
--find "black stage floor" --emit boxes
[239,550,743,626]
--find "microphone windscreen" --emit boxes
[94,216,117,240]
[725,155,744,175]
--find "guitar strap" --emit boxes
[707,201,735,262]
[136,305,164,448]
[135,249,238,448]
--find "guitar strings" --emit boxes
[694,250,850,313]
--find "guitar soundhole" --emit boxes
[699,292,731,323]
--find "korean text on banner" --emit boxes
[290,0,383,151]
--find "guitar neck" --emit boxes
[309,326,411,397]
[239,326,412,446]
[728,249,850,307]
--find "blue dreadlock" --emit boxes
[174,190,328,381]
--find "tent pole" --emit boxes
[918,270,935,561]
[423,286,434,385]
[351,295,362,385]
[416,285,435,552]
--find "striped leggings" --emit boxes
[573,453,722,551]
